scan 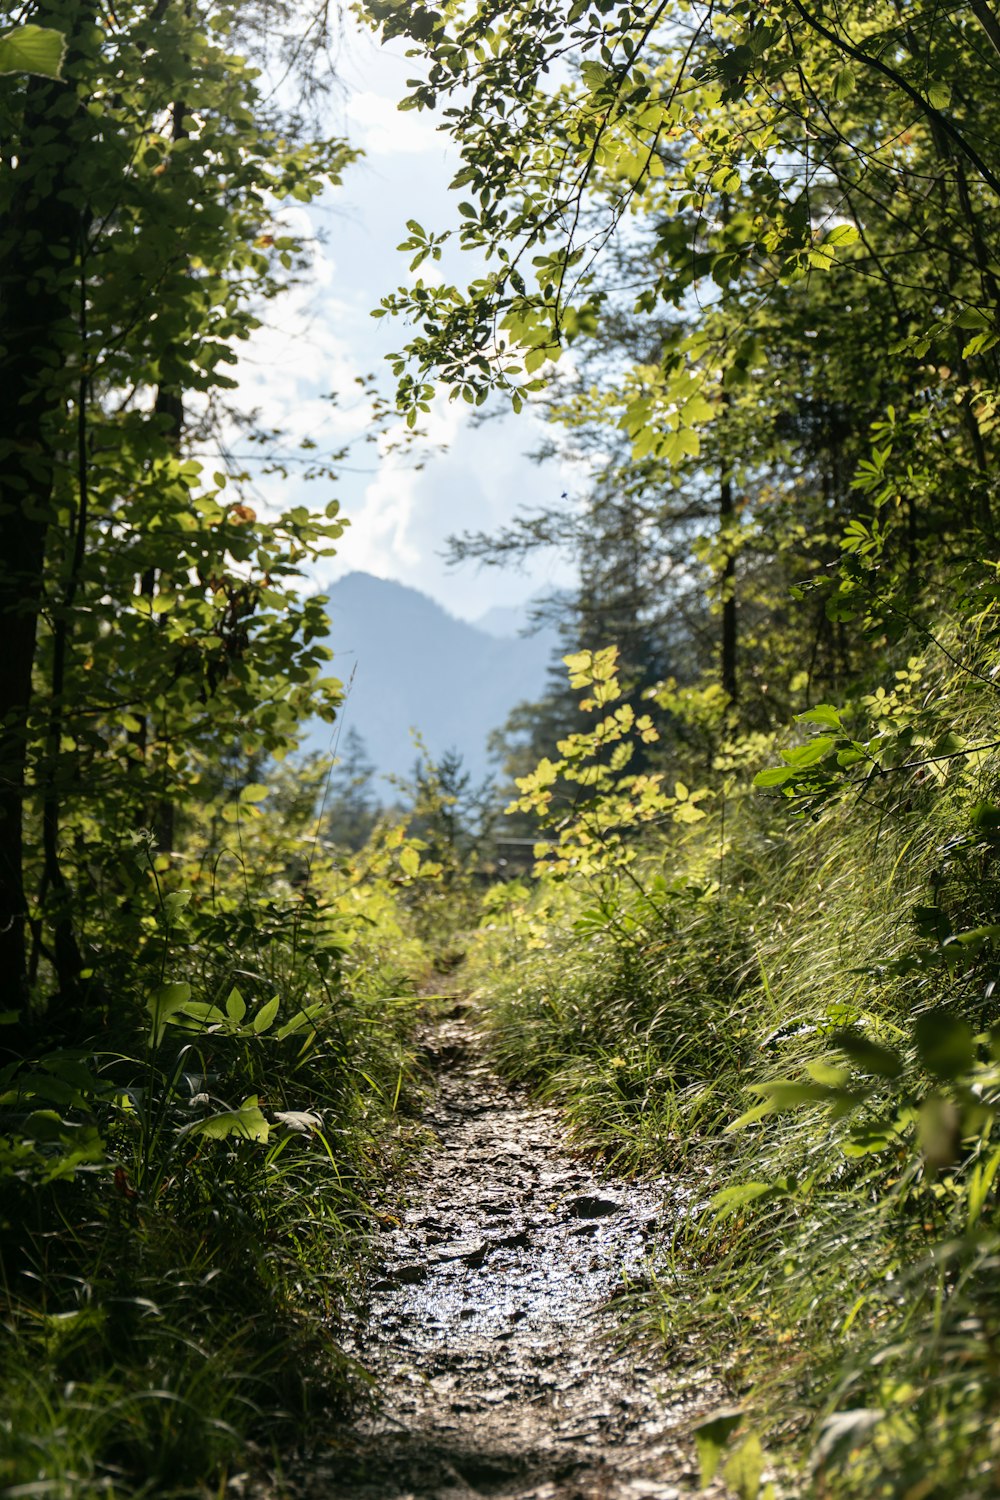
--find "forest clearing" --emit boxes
[3,1,1000,1497]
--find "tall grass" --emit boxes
[469,641,1000,1495]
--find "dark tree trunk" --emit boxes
[0,11,87,1030]
[720,468,738,705]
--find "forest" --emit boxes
[2,0,1000,1496]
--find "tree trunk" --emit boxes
[0,9,87,1027]
[720,469,738,706]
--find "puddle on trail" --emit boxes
[306,1010,726,1500]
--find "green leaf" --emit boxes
[823,223,859,248]
[918,1093,961,1166]
[795,704,843,730]
[726,1097,778,1132]
[276,1002,326,1040]
[752,1081,835,1109]
[723,1434,765,1500]
[146,982,192,1045]
[399,845,421,876]
[833,66,856,100]
[842,1123,900,1156]
[693,1408,744,1486]
[0,25,66,78]
[169,1001,227,1030]
[914,1009,974,1080]
[253,996,281,1034]
[162,889,192,924]
[753,765,797,788]
[580,60,612,91]
[833,1030,903,1079]
[225,987,246,1024]
[943,924,1000,956]
[239,783,270,804]
[182,1096,269,1143]
[782,736,835,767]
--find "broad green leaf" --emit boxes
[276,1002,326,1040]
[833,66,856,100]
[842,1124,900,1157]
[225,987,247,1024]
[805,1060,850,1087]
[253,996,281,1034]
[162,889,192,924]
[914,1009,974,1080]
[693,1408,744,1486]
[918,1094,961,1167]
[943,924,1000,955]
[726,1097,778,1132]
[781,736,835,767]
[0,25,66,77]
[723,1434,765,1500]
[967,1145,1000,1227]
[239,783,270,804]
[168,1001,227,1032]
[753,765,797,788]
[147,982,192,1045]
[833,1030,903,1079]
[580,60,612,91]
[752,1081,838,1109]
[795,704,843,730]
[182,1096,269,1143]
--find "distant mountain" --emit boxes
[301,573,558,785]
[474,603,532,639]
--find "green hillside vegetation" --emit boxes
[4,0,1000,1495]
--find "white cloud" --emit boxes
[329,392,466,577]
[199,21,578,625]
[346,90,442,156]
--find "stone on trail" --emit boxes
[566,1195,621,1219]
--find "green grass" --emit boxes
[468,653,1000,1496]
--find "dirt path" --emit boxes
[312,1005,724,1499]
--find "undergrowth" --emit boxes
[468,635,1000,1497]
[0,766,438,1498]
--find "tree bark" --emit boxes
[720,466,738,706]
[0,7,88,1026]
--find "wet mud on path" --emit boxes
[311,1006,722,1499]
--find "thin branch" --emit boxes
[789,0,1000,198]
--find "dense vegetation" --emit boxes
[5,0,1000,1495]
[0,3,437,1491]
[368,0,1000,1493]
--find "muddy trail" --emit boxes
[302,1004,731,1500]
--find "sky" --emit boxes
[227,18,578,627]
